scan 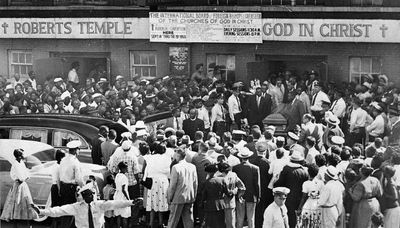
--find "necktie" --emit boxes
[330,99,338,111]
[88,204,94,228]
[257,96,260,108]
[236,96,242,112]
[311,92,318,106]
[175,117,180,129]
[280,207,288,228]
[220,105,225,120]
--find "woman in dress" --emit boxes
[114,162,131,228]
[298,163,324,228]
[0,149,37,226]
[145,142,171,228]
[349,164,382,228]
[381,165,400,228]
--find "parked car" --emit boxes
[0,114,129,163]
[0,139,108,222]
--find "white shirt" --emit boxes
[330,97,346,118]
[318,180,344,211]
[393,164,400,187]
[28,78,37,90]
[52,164,60,185]
[366,114,385,137]
[268,158,288,189]
[311,91,330,112]
[228,94,242,121]
[10,160,30,181]
[59,154,83,185]
[68,68,79,84]
[145,154,171,179]
[197,107,210,129]
[211,104,225,128]
[349,107,371,132]
[336,160,349,182]
[262,202,289,228]
[40,200,134,228]
[305,147,320,165]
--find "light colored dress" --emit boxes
[300,178,324,228]
[0,160,37,221]
[145,153,171,212]
[113,173,131,218]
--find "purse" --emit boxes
[141,177,153,189]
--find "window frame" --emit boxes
[130,51,157,80]
[8,49,33,78]
[206,53,236,81]
[349,56,382,84]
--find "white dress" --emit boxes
[300,178,324,228]
[113,173,131,218]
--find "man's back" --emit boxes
[191,153,212,188]
[232,162,260,202]
[168,160,198,204]
[101,140,118,165]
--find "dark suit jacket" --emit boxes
[91,135,105,165]
[202,176,227,212]
[281,99,306,131]
[232,161,260,202]
[246,94,272,125]
[249,156,272,200]
[183,118,205,141]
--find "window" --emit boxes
[10,128,48,144]
[349,57,381,84]
[52,129,88,149]
[130,51,157,79]
[8,50,33,78]
[206,54,236,82]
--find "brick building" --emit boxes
[1,0,399,85]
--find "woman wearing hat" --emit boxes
[366,102,386,142]
[349,164,382,228]
[0,149,37,225]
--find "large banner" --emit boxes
[262,18,400,43]
[0,18,148,39]
[149,12,262,43]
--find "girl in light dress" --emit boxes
[114,162,131,228]
[297,164,324,228]
[0,149,37,227]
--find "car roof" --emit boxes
[143,111,172,123]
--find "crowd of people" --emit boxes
[1,61,400,228]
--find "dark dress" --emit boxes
[202,176,228,228]
[274,163,309,228]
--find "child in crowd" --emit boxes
[114,162,131,228]
[103,175,116,228]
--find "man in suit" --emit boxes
[249,141,273,228]
[183,108,205,141]
[167,148,198,228]
[232,147,261,228]
[246,87,272,131]
[91,125,108,165]
[280,91,306,132]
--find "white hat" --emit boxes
[237,147,253,159]
[331,136,345,145]
[116,75,124,80]
[121,140,132,151]
[54,78,63,83]
[136,129,148,137]
[121,132,132,139]
[325,166,339,180]
[60,92,71,100]
[363,82,372,89]
[326,115,340,125]
[370,102,383,111]
[140,79,149,85]
[273,187,290,195]
[207,137,218,147]
[290,148,304,162]
[265,125,276,133]
[99,78,107,83]
[378,74,388,85]
[162,75,170,80]
[165,127,176,135]
[80,92,89,100]
[92,93,102,99]
[232,130,247,135]
[5,84,14,90]
[132,92,139,98]
[134,121,147,130]
[66,140,81,149]
[78,183,95,194]
[276,136,285,142]
[202,95,209,102]
[288,132,299,141]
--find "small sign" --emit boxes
[169,46,190,77]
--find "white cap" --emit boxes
[54,78,63,83]
[363,82,372,89]
[232,130,247,135]
[136,129,148,137]
[331,136,345,145]
[165,127,176,135]
[67,140,81,149]
[116,75,124,80]
[92,93,102,99]
[5,84,14,90]
[121,132,132,139]
[78,182,95,194]
[273,187,290,195]
[237,147,253,159]
[325,166,339,180]
[121,140,132,151]
[288,132,299,141]
[265,125,276,133]
[60,92,71,100]
[290,147,305,162]
[134,121,147,130]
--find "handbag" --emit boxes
[141,177,153,189]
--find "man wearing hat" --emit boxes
[263,187,290,228]
[285,132,299,151]
[232,130,247,150]
[323,115,345,148]
[366,102,385,142]
[32,182,140,228]
[249,141,273,228]
[310,81,330,123]
[58,140,84,228]
[318,166,345,228]
[232,147,260,228]
[274,148,308,228]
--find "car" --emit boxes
[0,114,130,163]
[0,139,109,222]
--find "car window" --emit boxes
[52,129,89,149]
[9,128,48,144]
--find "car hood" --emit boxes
[0,139,54,163]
